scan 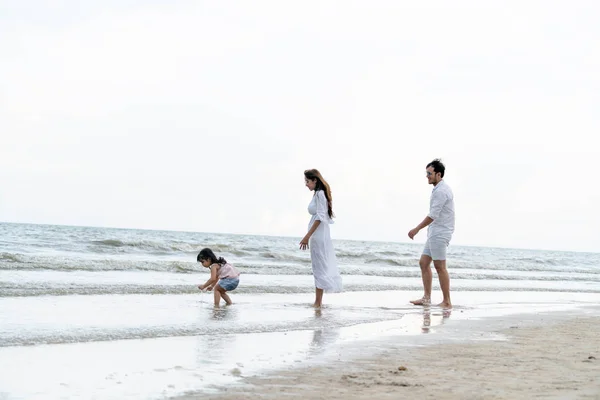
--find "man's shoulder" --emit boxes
[439,180,453,191]
[432,181,453,198]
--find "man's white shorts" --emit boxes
[422,236,450,261]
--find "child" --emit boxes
[197,248,240,306]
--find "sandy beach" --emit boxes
[181,313,600,400]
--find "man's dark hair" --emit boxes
[426,158,445,178]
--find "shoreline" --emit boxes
[2,293,599,400]
[176,307,600,400]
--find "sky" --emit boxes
[1,1,599,253]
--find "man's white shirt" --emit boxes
[427,180,455,239]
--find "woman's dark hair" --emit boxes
[304,169,334,219]
[197,248,227,265]
[426,158,446,178]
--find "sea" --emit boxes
[1,222,599,399]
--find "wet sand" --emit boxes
[181,313,600,400]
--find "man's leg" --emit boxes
[410,254,433,305]
[433,260,452,309]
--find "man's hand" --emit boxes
[408,228,420,240]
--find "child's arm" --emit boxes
[198,264,220,290]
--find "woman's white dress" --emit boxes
[307,190,342,292]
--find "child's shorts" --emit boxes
[218,277,239,291]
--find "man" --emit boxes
[408,159,455,309]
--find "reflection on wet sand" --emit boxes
[210,305,236,321]
[422,307,452,333]
[309,308,341,356]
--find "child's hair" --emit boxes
[197,248,227,265]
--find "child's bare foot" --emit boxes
[225,301,233,306]
[437,301,452,309]
[410,297,431,306]
[312,303,322,308]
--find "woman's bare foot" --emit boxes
[437,301,452,309]
[312,303,322,308]
[410,297,431,306]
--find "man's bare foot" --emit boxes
[437,301,452,309]
[410,297,431,306]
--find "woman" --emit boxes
[300,169,342,307]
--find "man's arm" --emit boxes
[408,190,447,239]
[408,216,433,239]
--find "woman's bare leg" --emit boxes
[314,288,324,308]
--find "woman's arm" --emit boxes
[300,191,328,250]
[300,220,321,250]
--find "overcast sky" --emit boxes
[1,1,599,252]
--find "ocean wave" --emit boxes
[335,250,367,258]
[88,239,258,257]
[4,246,599,278]
[0,252,24,262]
[2,280,599,298]
[0,283,401,297]
[2,253,600,283]
[364,258,417,266]
[258,251,309,263]
[89,239,201,254]
[0,255,204,273]
[336,250,414,259]
[438,260,600,274]
[501,257,563,266]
